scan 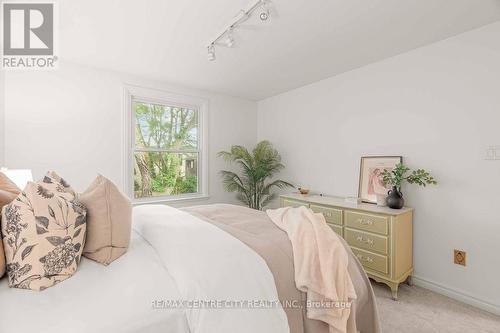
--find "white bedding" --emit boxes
[0,231,190,333]
[133,204,289,333]
[0,205,290,333]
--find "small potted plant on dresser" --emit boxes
[381,163,437,209]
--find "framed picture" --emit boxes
[358,156,402,204]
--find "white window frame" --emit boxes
[122,84,209,204]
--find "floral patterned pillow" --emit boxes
[0,175,86,291]
[41,171,76,200]
[0,172,21,278]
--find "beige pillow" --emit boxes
[1,177,87,291]
[0,172,21,279]
[0,172,21,214]
[0,239,5,279]
[79,175,131,265]
[0,172,21,194]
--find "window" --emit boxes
[124,86,208,202]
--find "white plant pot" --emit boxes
[376,194,388,207]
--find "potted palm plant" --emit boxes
[381,163,437,209]
[218,141,294,210]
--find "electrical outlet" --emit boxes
[454,250,466,266]
[485,146,500,160]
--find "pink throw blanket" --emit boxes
[267,206,357,333]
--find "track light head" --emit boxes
[225,29,235,48]
[259,0,270,21]
[207,45,216,61]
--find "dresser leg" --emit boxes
[391,289,398,301]
[406,275,413,286]
[388,282,399,301]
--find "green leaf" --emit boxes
[382,163,437,188]
[218,141,294,210]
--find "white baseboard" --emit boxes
[412,275,500,316]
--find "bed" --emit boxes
[0,204,380,333]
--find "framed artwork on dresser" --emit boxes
[358,156,402,204]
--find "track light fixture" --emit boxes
[206,0,273,61]
[207,44,216,61]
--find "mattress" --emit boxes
[0,231,190,333]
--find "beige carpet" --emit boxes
[372,281,500,333]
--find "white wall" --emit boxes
[258,22,500,311]
[0,71,5,166]
[4,18,500,314]
[4,62,257,206]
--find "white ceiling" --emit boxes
[59,0,500,100]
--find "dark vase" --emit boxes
[386,186,404,209]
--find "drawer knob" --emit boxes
[357,218,373,226]
[356,236,374,245]
[356,254,374,263]
[326,212,332,217]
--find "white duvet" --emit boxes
[133,204,290,333]
[0,229,189,333]
[0,205,289,333]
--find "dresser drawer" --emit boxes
[351,247,389,275]
[345,211,389,235]
[328,223,343,237]
[345,228,388,255]
[282,199,308,208]
[310,204,342,225]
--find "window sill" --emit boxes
[132,194,210,206]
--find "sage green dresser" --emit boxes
[280,193,413,300]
